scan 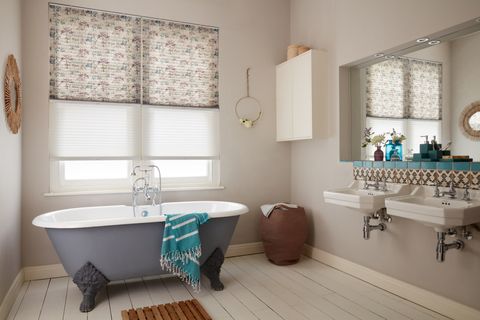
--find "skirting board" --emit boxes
[23,263,68,281]
[0,270,24,320]
[304,245,480,320]
[225,241,264,257]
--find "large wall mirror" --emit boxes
[339,17,480,162]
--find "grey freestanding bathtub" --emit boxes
[32,201,249,312]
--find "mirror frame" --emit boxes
[339,16,480,161]
[460,101,480,140]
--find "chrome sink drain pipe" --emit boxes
[436,231,464,262]
[363,208,391,240]
[363,216,386,240]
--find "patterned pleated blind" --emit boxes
[49,5,142,103]
[142,19,219,108]
[49,4,219,108]
[366,58,442,120]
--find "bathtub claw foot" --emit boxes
[201,248,225,291]
[79,294,96,313]
[73,262,109,312]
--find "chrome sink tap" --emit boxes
[462,184,471,201]
[363,174,380,190]
[432,181,441,198]
[380,178,388,191]
[440,182,457,199]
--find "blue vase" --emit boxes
[385,140,403,161]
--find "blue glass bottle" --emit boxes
[385,140,403,161]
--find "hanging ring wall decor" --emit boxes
[4,55,22,134]
[235,68,262,128]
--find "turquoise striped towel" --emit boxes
[160,213,209,291]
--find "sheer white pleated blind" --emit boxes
[365,117,441,160]
[50,101,220,161]
[143,107,219,158]
[49,101,141,159]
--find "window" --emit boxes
[363,58,442,159]
[48,4,220,192]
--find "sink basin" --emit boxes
[385,186,480,231]
[323,181,411,213]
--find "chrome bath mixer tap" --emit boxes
[131,165,162,216]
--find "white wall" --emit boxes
[451,31,480,159]
[0,0,22,303]
[21,0,291,267]
[290,0,480,310]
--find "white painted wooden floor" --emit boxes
[7,254,451,320]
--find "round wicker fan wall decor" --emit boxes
[459,101,480,141]
[4,54,22,134]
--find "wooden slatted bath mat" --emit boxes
[121,299,212,320]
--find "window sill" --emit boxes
[44,186,225,197]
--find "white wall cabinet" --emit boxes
[276,49,327,141]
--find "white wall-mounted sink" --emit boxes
[385,186,480,231]
[323,181,411,213]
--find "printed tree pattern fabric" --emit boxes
[49,5,142,103]
[49,4,219,108]
[366,59,408,119]
[408,60,442,120]
[143,19,219,108]
[366,57,442,120]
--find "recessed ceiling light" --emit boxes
[374,53,385,58]
[428,40,441,45]
[385,55,396,59]
[416,37,429,43]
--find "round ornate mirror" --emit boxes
[459,101,480,140]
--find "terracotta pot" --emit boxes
[287,45,300,60]
[260,206,307,265]
[297,45,310,54]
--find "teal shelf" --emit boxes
[353,161,480,172]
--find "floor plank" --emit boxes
[143,277,174,305]
[6,282,29,320]
[63,278,87,320]
[231,257,356,320]
[182,277,235,319]
[200,275,259,320]
[223,260,310,320]
[290,257,416,320]
[88,287,112,320]
[163,276,193,301]
[10,255,452,320]
[221,268,284,320]
[13,279,49,320]
[38,277,68,320]
[125,278,153,309]
[107,281,132,320]
[300,257,443,320]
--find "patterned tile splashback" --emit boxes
[353,161,480,189]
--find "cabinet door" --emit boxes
[276,63,293,141]
[292,53,312,139]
